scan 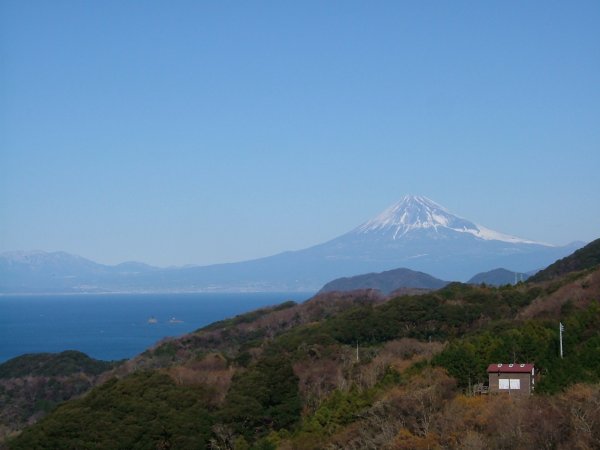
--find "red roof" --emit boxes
[486,363,534,373]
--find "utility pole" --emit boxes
[559,322,565,359]
[356,341,359,362]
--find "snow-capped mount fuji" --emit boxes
[0,196,584,293]
[354,195,545,245]
[281,194,581,285]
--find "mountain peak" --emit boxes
[356,195,474,238]
[355,195,549,246]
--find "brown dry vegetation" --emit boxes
[318,368,600,450]
[109,289,386,376]
[166,353,235,405]
[518,267,600,319]
[376,338,445,374]
[292,338,445,415]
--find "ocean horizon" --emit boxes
[0,292,313,363]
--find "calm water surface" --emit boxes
[0,292,313,363]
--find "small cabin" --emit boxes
[487,363,535,395]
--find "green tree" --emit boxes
[221,354,301,442]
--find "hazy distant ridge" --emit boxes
[0,196,583,293]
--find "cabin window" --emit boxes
[498,378,521,389]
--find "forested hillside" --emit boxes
[529,237,600,282]
[5,240,600,449]
[318,267,447,294]
[0,352,120,444]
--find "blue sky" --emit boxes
[1,1,599,267]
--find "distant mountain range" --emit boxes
[317,266,535,295]
[0,195,584,293]
[0,251,160,293]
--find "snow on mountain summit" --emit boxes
[355,195,550,246]
[356,195,471,237]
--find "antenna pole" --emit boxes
[559,322,564,359]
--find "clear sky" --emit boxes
[1,1,599,267]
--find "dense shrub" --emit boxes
[9,372,214,449]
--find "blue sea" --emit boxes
[0,292,313,363]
